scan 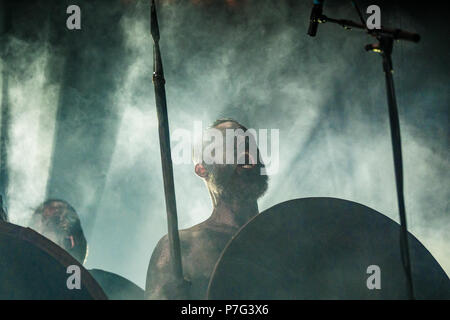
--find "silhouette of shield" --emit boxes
[0,221,107,299]
[207,198,450,299]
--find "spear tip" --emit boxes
[151,0,160,42]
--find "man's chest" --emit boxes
[181,230,234,279]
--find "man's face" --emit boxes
[41,201,71,231]
[203,121,268,201]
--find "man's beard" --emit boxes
[208,164,268,201]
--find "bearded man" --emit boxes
[29,199,88,264]
[146,119,269,299]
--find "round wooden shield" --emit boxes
[89,269,145,300]
[0,221,107,300]
[207,198,450,299]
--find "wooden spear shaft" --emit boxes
[150,0,184,285]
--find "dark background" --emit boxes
[0,0,448,287]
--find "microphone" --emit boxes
[307,0,325,37]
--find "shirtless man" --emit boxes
[146,119,269,299]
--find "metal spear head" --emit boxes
[150,0,160,42]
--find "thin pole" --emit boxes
[0,0,11,203]
[150,0,185,289]
[381,37,414,299]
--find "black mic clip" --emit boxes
[307,0,325,37]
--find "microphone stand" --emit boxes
[372,35,415,300]
[310,12,420,300]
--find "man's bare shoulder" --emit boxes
[151,219,237,260]
[146,220,239,299]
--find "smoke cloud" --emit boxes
[2,0,448,289]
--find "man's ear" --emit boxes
[194,163,208,178]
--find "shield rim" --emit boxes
[0,220,108,300]
[206,197,449,299]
